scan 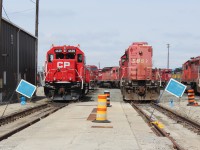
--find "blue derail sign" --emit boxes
[16,79,36,98]
[165,78,187,98]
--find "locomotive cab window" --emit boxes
[56,53,64,59]
[77,54,83,63]
[48,54,54,62]
[66,53,75,59]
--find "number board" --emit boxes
[165,78,186,98]
[16,79,36,98]
[67,49,76,53]
[55,49,62,53]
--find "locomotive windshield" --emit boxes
[56,53,64,59]
[66,53,75,59]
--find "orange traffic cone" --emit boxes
[93,94,110,123]
[187,89,199,106]
[104,90,111,107]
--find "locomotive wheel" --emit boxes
[44,87,49,96]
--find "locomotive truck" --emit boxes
[120,42,160,101]
[44,45,88,100]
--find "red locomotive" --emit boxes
[99,66,120,88]
[120,42,160,101]
[158,68,172,88]
[44,45,88,100]
[85,65,98,90]
[182,56,200,93]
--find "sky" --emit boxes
[2,0,200,70]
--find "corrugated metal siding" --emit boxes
[0,19,37,102]
[19,31,36,86]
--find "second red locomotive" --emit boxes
[120,42,160,101]
[181,56,200,93]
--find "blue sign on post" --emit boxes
[16,79,36,98]
[165,78,187,98]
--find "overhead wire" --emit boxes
[30,0,36,4]
[2,5,11,21]
[9,8,35,15]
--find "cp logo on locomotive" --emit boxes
[57,62,70,68]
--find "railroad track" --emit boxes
[0,102,67,141]
[150,103,200,135]
[131,102,200,150]
[130,102,185,150]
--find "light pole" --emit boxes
[167,44,170,69]
[0,0,2,51]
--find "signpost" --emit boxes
[150,78,187,127]
[16,79,36,98]
[165,78,186,98]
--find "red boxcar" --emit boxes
[99,66,120,88]
[120,42,160,101]
[182,56,200,93]
[86,65,98,90]
[44,45,88,100]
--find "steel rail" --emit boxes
[0,103,48,126]
[151,103,200,134]
[0,103,67,141]
[131,102,185,150]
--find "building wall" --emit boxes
[0,19,37,102]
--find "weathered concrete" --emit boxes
[0,89,173,150]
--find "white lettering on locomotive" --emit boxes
[132,58,148,63]
[57,62,70,68]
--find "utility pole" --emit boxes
[167,44,170,69]
[35,0,39,86]
[35,0,39,37]
[35,0,39,85]
[0,0,3,64]
[98,62,100,69]
[0,0,2,47]
[0,0,3,102]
